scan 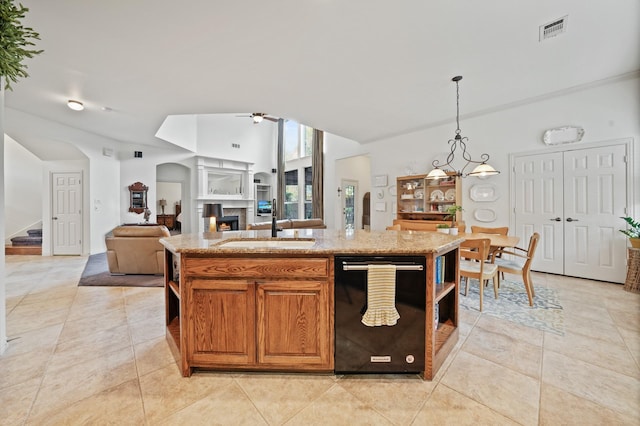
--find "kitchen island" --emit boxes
[160,228,463,380]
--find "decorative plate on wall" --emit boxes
[470,184,499,202]
[473,208,497,223]
[542,126,585,145]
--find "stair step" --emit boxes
[10,236,42,246]
[27,229,43,237]
[5,245,42,255]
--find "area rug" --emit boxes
[78,252,163,287]
[460,279,564,335]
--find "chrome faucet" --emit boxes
[271,198,278,237]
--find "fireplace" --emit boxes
[196,204,250,232]
[217,215,239,232]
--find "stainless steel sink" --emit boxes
[217,239,316,249]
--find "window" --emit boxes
[284,169,299,219]
[283,120,314,219]
[284,120,313,161]
[304,166,312,219]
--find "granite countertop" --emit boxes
[160,228,463,255]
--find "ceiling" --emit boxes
[4,1,639,160]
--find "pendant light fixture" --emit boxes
[426,76,499,179]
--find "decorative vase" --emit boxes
[437,228,450,234]
[630,238,640,249]
[449,227,459,236]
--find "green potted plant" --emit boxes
[620,216,640,248]
[0,1,43,90]
[444,205,463,235]
[436,223,450,234]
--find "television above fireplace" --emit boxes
[257,200,272,214]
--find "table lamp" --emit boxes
[202,203,223,232]
[159,198,167,215]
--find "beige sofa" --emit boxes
[246,218,326,230]
[105,225,171,274]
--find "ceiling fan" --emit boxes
[236,113,279,124]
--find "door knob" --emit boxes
[550,217,561,222]
[566,217,579,222]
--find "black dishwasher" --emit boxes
[334,255,426,373]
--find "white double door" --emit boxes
[513,143,628,283]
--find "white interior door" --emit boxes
[563,145,627,282]
[341,179,357,231]
[514,152,564,274]
[52,172,83,255]
[513,144,628,283]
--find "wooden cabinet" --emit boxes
[189,279,256,366]
[396,172,461,224]
[257,280,330,367]
[166,253,333,376]
[157,214,175,230]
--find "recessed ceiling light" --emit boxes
[67,100,84,111]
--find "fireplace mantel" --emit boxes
[196,156,254,199]
[196,156,256,231]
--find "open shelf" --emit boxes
[168,280,180,299]
[434,320,455,353]
[435,281,456,303]
[167,316,181,350]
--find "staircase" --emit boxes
[6,229,42,255]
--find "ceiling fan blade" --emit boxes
[264,116,278,122]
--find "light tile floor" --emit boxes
[1,255,639,425]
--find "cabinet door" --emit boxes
[188,279,256,366]
[256,280,332,369]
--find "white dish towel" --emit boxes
[361,264,400,327]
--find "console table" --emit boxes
[157,214,175,230]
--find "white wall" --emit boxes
[157,182,181,214]
[155,114,198,152]
[120,156,158,226]
[335,155,371,230]
[323,133,368,229]
[363,75,640,230]
[196,115,277,175]
[4,136,43,241]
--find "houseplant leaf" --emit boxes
[0,0,43,90]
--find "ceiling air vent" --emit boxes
[539,15,568,41]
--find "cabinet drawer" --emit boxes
[185,257,329,278]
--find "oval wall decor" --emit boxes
[469,184,499,202]
[542,126,585,145]
[473,208,497,223]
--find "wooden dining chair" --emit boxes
[459,238,499,312]
[491,232,540,306]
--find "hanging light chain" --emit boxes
[427,75,500,179]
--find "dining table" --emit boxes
[458,232,520,249]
